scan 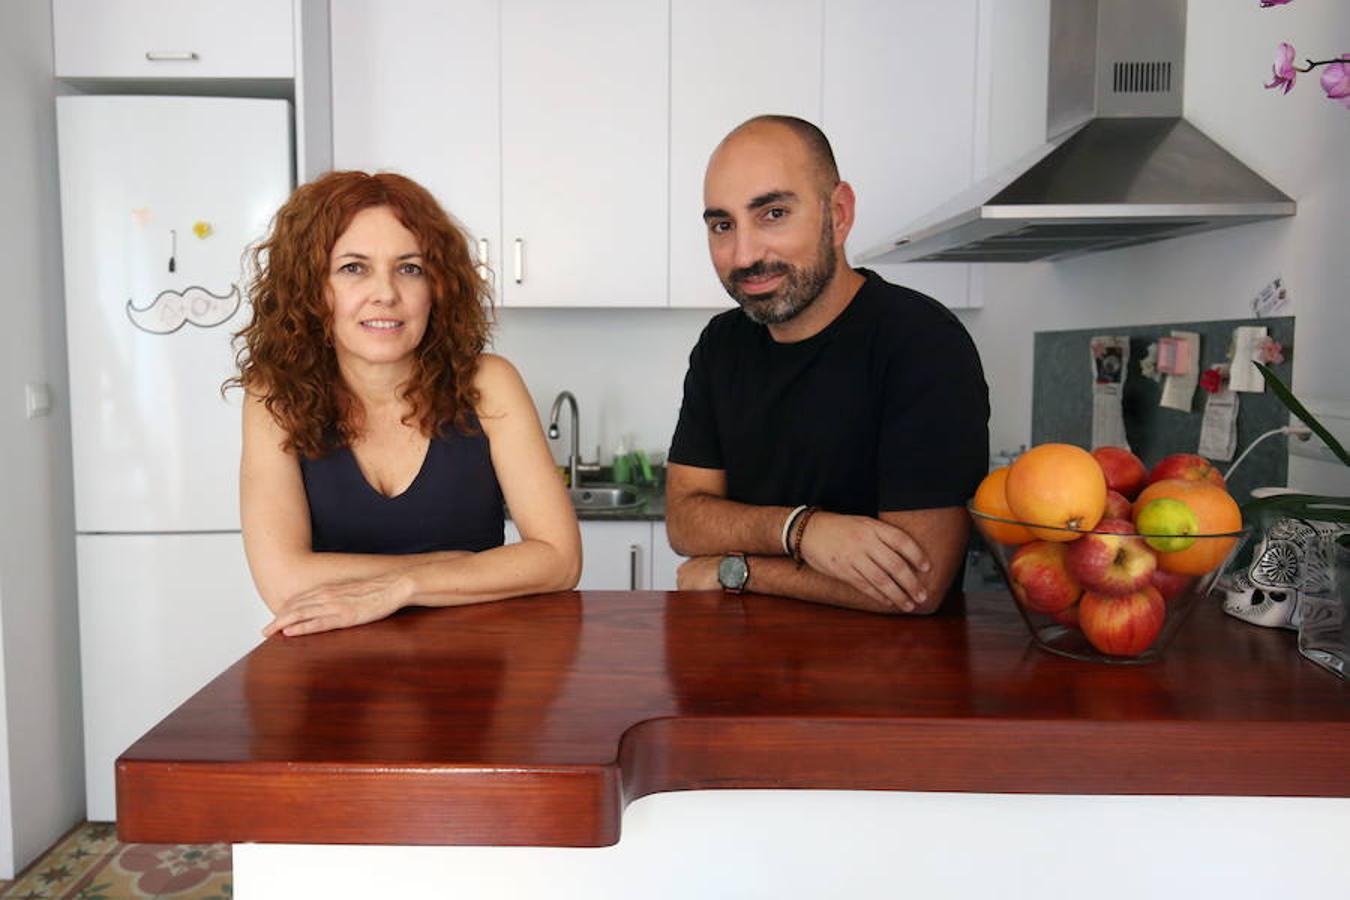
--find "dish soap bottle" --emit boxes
[611,438,632,483]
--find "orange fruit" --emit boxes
[971,467,1034,545]
[1005,443,1107,542]
[1131,479,1242,575]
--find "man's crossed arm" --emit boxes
[664,463,969,615]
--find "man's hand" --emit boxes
[262,572,416,638]
[797,512,932,612]
[676,555,722,590]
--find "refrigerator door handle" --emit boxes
[145,51,201,62]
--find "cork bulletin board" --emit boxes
[1031,316,1295,503]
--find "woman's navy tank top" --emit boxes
[299,423,505,554]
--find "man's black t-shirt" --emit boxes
[668,268,989,517]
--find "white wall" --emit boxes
[491,307,712,465]
[0,0,86,878]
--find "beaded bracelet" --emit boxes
[790,506,819,568]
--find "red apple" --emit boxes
[1149,568,1196,603]
[1051,602,1081,629]
[1079,586,1166,656]
[1092,447,1148,499]
[1148,452,1226,490]
[1008,541,1082,614]
[1104,489,1132,521]
[1064,518,1158,595]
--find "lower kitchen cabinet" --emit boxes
[576,521,654,590]
[506,520,685,590]
[649,522,685,591]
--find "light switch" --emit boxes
[25,382,52,419]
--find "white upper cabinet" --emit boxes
[53,0,294,79]
[668,0,824,309]
[823,0,980,308]
[324,0,987,309]
[499,0,668,307]
[330,0,501,290]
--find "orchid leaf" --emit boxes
[1253,362,1350,467]
[1242,492,1350,526]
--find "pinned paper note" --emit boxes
[131,207,153,227]
[1228,326,1268,393]
[1198,386,1239,462]
[1251,276,1289,318]
[1160,331,1201,412]
[1090,336,1130,449]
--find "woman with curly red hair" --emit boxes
[231,171,580,637]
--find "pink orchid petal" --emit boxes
[1320,58,1350,101]
[1265,42,1298,93]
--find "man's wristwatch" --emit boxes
[717,553,750,593]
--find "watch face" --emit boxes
[718,554,749,590]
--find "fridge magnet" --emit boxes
[1139,342,1163,382]
[126,283,242,335]
[1159,330,1201,411]
[131,207,153,227]
[192,220,214,239]
[1089,335,1130,449]
[1156,335,1192,375]
[1257,336,1285,364]
[1251,275,1289,317]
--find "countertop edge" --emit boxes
[117,715,1350,846]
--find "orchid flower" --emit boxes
[1265,42,1298,93]
[1257,337,1285,366]
[1320,54,1350,108]
[1259,0,1293,7]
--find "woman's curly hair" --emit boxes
[227,171,492,458]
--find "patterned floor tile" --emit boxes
[0,824,232,900]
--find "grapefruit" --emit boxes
[971,466,1034,545]
[1005,443,1107,542]
[1131,479,1242,575]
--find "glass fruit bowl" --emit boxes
[969,504,1251,664]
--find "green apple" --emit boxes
[1135,497,1200,553]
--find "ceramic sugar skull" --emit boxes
[1222,517,1345,629]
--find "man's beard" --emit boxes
[722,217,836,326]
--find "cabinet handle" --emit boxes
[629,544,640,590]
[513,238,524,284]
[145,51,200,62]
[476,238,490,283]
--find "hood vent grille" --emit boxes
[1113,61,1172,94]
[912,221,1206,262]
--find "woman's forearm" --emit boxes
[254,548,471,612]
[398,538,580,607]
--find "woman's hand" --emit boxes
[262,572,417,638]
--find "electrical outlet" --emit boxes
[1287,399,1350,464]
[25,382,52,419]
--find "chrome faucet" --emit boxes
[548,390,582,488]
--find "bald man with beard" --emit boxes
[665,115,989,615]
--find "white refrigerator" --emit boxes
[56,96,292,819]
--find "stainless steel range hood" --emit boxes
[859,0,1295,264]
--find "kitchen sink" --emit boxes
[568,483,643,511]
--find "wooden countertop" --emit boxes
[117,591,1350,847]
